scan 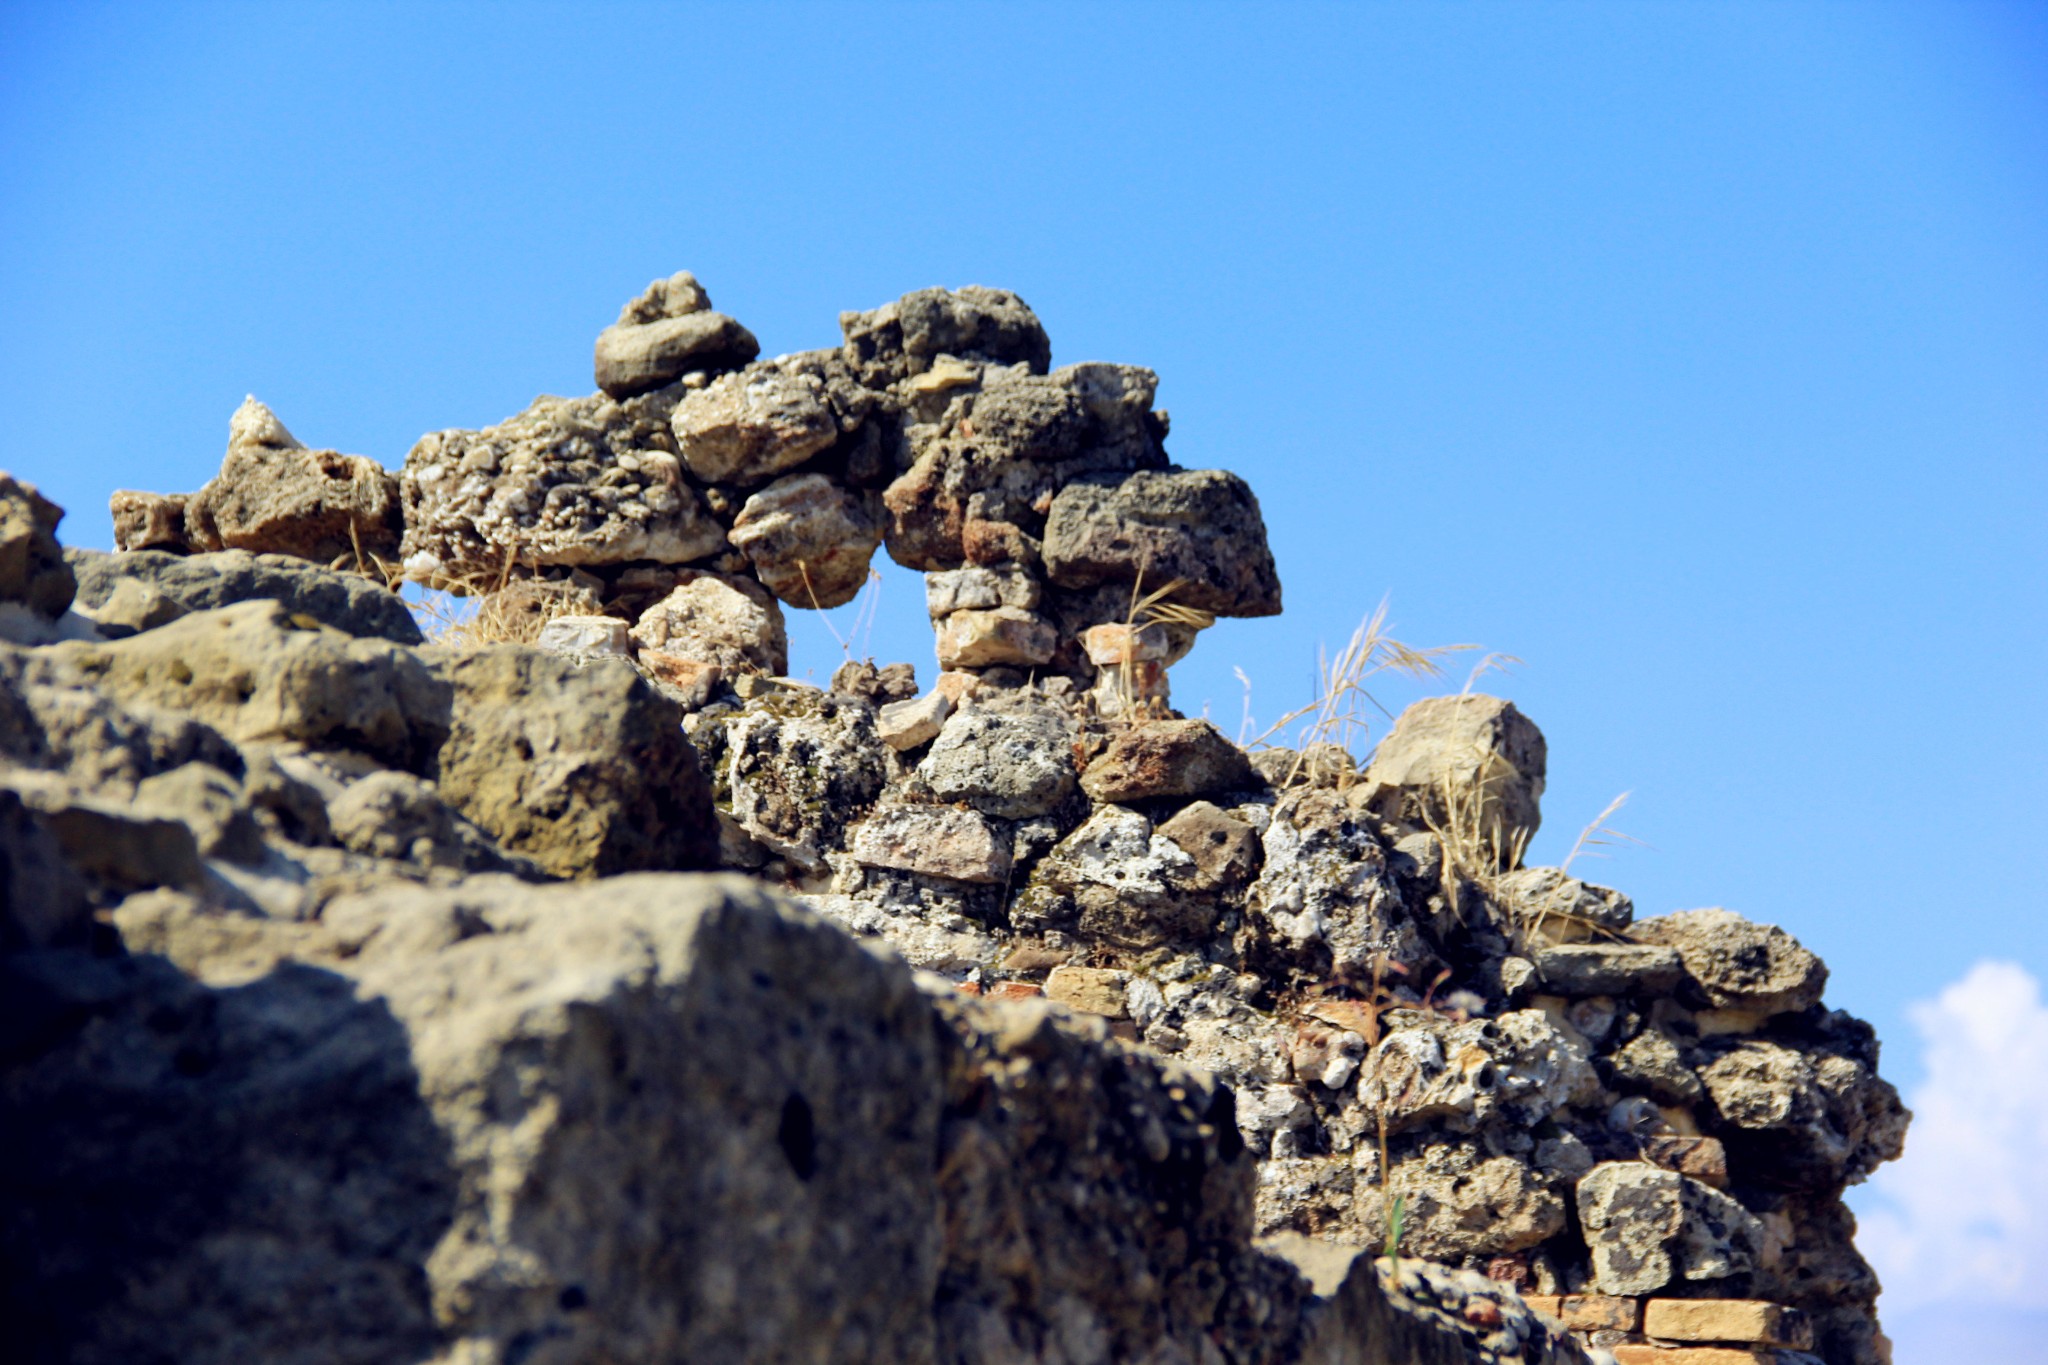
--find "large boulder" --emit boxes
[426,646,716,877]
[1042,468,1282,617]
[164,397,404,565]
[399,387,728,584]
[67,548,423,645]
[0,876,944,1364]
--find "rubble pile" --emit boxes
[0,273,1907,1365]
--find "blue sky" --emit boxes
[4,3,2044,1352]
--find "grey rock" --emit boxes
[1042,468,1282,617]
[0,788,91,949]
[326,770,527,874]
[67,548,425,645]
[1024,805,1209,943]
[1532,943,1685,997]
[1250,790,1421,979]
[919,704,1076,820]
[1600,1027,1703,1104]
[1,875,944,1364]
[593,272,759,398]
[46,599,446,769]
[1575,1160,1766,1296]
[709,690,887,868]
[839,285,1050,385]
[924,566,1041,615]
[1493,866,1634,941]
[878,363,1168,572]
[1634,907,1828,1016]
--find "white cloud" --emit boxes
[1854,960,2048,1313]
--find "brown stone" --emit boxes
[1079,719,1254,803]
[1560,1294,1642,1332]
[1043,966,1128,1019]
[1643,1299,1812,1350]
[1642,1133,1729,1189]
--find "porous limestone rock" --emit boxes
[1042,468,1282,617]
[918,703,1076,820]
[1694,1034,1908,1185]
[1250,790,1423,979]
[727,473,882,609]
[670,364,840,484]
[839,284,1051,386]
[400,388,727,582]
[629,573,787,676]
[706,690,887,869]
[1634,907,1829,1017]
[0,474,76,620]
[1575,1160,1766,1297]
[430,646,715,878]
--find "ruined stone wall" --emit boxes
[0,273,1910,1365]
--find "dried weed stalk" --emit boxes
[1241,599,1473,783]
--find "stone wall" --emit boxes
[0,272,1910,1364]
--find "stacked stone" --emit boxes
[115,272,1280,727]
[89,273,1908,1365]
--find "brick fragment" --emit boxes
[1611,1347,1771,1365]
[1643,1299,1812,1350]
[1560,1294,1642,1332]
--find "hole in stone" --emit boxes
[777,1092,818,1180]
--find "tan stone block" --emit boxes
[934,606,1056,668]
[1044,965,1129,1019]
[1520,1294,1563,1321]
[1560,1294,1642,1332]
[1644,1299,1812,1350]
[1611,1347,1772,1365]
[933,669,980,705]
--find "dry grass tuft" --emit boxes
[1241,599,1474,786]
